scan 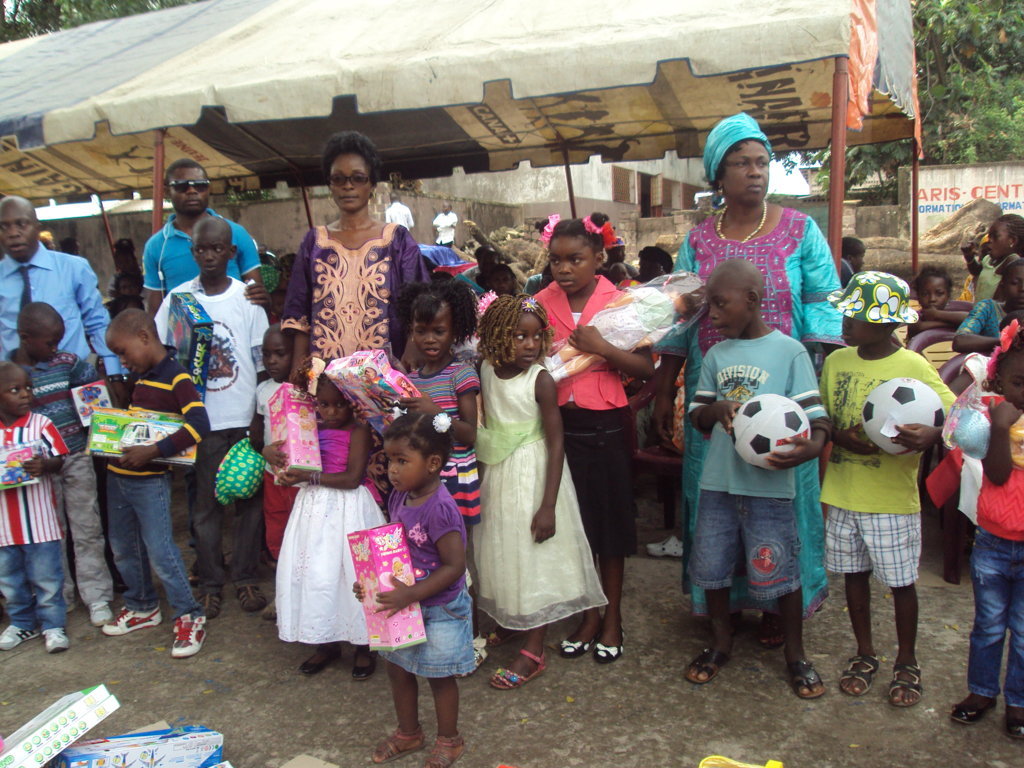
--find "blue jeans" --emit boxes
[0,540,66,631]
[106,472,202,620]
[690,490,801,602]
[968,527,1024,707]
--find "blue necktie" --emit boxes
[18,265,31,308]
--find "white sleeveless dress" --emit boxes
[474,362,606,630]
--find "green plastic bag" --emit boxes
[215,438,263,505]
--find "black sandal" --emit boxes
[685,648,729,685]
[888,663,923,707]
[839,654,879,696]
[787,660,825,699]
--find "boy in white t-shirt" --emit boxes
[155,217,269,619]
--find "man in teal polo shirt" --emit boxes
[143,159,266,315]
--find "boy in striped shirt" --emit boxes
[101,309,211,658]
[0,362,70,653]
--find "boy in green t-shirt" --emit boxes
[821,272,954,709]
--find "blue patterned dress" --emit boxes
[655,208,842,617]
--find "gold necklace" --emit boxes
[715,201,768,243]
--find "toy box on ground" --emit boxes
[325,350,420,433]
[348,523,427,652]
[168,292,213,399]
[70,381,113,427]
[267,384,321,472]
[0,685,119,768]
[0,441,44,489]
[55,726,223,768]
[87,408,196,466]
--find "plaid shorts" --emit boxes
[824,506,921,588]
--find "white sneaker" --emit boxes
[43,628,70,653]
[171,614,206,658]
[0,624,40,650]
[88,602,114,627]
[101,606,162,636]
[646,535,684,558]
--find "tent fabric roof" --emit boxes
[0,0,918,202]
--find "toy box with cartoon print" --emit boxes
[70,381,113,427]
[87,408,196,466]
[267,384,322,472]
[348,523,427,651]
[168,292,213,399]
[53,726,223,768]
[0,441,44,489]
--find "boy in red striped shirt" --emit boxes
[0,362,70,654]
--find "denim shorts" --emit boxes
[382,587,475,678]
[690,490,801,601]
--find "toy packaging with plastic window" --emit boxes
[87,408,196,465]
[348,523,427,651]
[168,292,213,399]
[267,384,322,472]
[324,350,420,433]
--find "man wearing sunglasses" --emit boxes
[142,159,265,315]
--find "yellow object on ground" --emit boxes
[699,757,783,768]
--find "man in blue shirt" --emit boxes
[0,196,127,402]
[143,159,265,315]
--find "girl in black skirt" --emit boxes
[534,217,654,663]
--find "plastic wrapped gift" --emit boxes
[544,272,704,382]
[324,350,420,433]
[267,384,322,472]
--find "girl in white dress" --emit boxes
[474,295,606,689]
[269,357,385,678]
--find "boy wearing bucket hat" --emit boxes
[819,271,954,707]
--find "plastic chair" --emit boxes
[908,328,960,370]
[626,378,682,530]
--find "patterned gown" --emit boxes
[654,208,842,617]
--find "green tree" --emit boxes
[1,0,196,42]
[816,0,1024,201]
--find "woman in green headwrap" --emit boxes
[652,113,842,645]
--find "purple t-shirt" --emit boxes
[388,484,466,606]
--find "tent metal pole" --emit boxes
[828,56,849,268]
[560,145,577,218]
[299,183,314,229]
[97,196,115,257]
[151,129,166,234]
[911,135,920,273]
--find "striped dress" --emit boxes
[0,412,69,546]
[409,361,481,524]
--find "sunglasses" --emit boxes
[329,173,372,188]
[168,179,211,191]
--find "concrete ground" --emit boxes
[1,476,1020,768]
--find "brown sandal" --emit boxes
[371,727,425,764]
[424,734,464,768]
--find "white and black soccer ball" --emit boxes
[731,393,811,470]
[861,378,945,455]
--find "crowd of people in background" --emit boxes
[2,112,1024,767]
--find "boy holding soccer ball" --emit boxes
[685,260,831,699]
[821,271,953,707]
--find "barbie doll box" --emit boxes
[267,384,322,472]
[348,523,427,651]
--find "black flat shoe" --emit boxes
[559,635,597,659]
[352,650,378,681]
[950,698,996,724]
[299,649,339,675]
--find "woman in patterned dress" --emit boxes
[282,132,430,498]
[282,131,429,367]
[652,113,843,641]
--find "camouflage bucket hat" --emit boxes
[828,270,919,324]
